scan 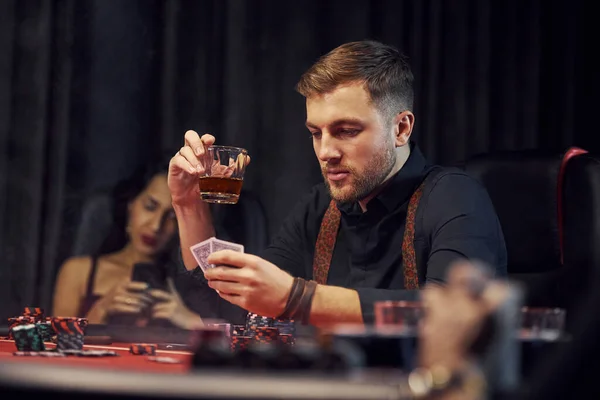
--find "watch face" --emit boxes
[408,367,434,396]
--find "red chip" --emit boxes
[278,334,295,345]
[129,343,157,355]
[253,327,279,342]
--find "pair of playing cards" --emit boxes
[190,237,244,272]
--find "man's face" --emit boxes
[305,83,397,203]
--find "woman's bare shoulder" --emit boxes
[58,255,94,278]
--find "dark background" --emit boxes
[0,0,597,320]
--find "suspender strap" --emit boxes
[312,169,439,288]
[312,203,341,285]
[401,182,426,289]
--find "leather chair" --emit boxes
[70,193,114,257]
[71,188,270,258]
[562,152,600,307]
[463,147,588,309]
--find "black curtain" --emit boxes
[158,0,598,236]
[0,0,75,319]
[0,0,597,320]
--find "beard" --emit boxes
[322,145,397,204]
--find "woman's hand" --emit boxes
[148,278,204,330]
[87,281,152,323]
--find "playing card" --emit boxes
[190,237,214,272]
[210,238,244,253]
[209,238,244,268]
[190,237,244,272]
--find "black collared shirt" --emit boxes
[261,143,507,323]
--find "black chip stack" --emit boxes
[51,317,86,351]
[7,316,36,339]
[35,319,54,343]
[12,324,45,351]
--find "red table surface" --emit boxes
[0,339,192,373]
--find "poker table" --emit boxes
[0,339,192,374]
[0,323,569,400]
[0,337,408,400]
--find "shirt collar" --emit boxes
[338,141,429,215]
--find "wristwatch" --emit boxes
[407,363,486,399]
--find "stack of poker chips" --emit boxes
[252,326,279,344]
[245,313,274,332]
[21,307,55,343]
[230,335,253,352]
[35,319,54,343]
[12,324,46,351]
[129,343,157,355]
[22,307,45,320]
[221,313,298,354]
[245,312,296,336]
[51,317,87,351]
[7,316,36,339]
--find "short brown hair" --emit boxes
[295,40,414,118]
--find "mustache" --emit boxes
[321,164,355,174]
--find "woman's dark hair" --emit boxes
[95,155,176,263]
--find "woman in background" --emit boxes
[52,160,205,328]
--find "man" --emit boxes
[168,40,507,326]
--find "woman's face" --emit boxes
[126,173,177,257]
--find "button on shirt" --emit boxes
[261,143,507,323]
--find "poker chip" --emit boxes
[245,313,275,331]
[273,319,296,336]
[13,351,65,357]
[232,325,246,336]
[39,351,67,357]
[52,317,86,350]
[7,316,37,339]
[12,324,46,351]
[129,343,157,355]
[57,332,84,351]
[147,356,182,364]
[278,334,295,346]
[76,317,89,331]
[35,321,54,342]
[230,335,253,352]
[23,307,45,321]
[60,349,119,357]
[51,317,86,335]
[252,327,279,344]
